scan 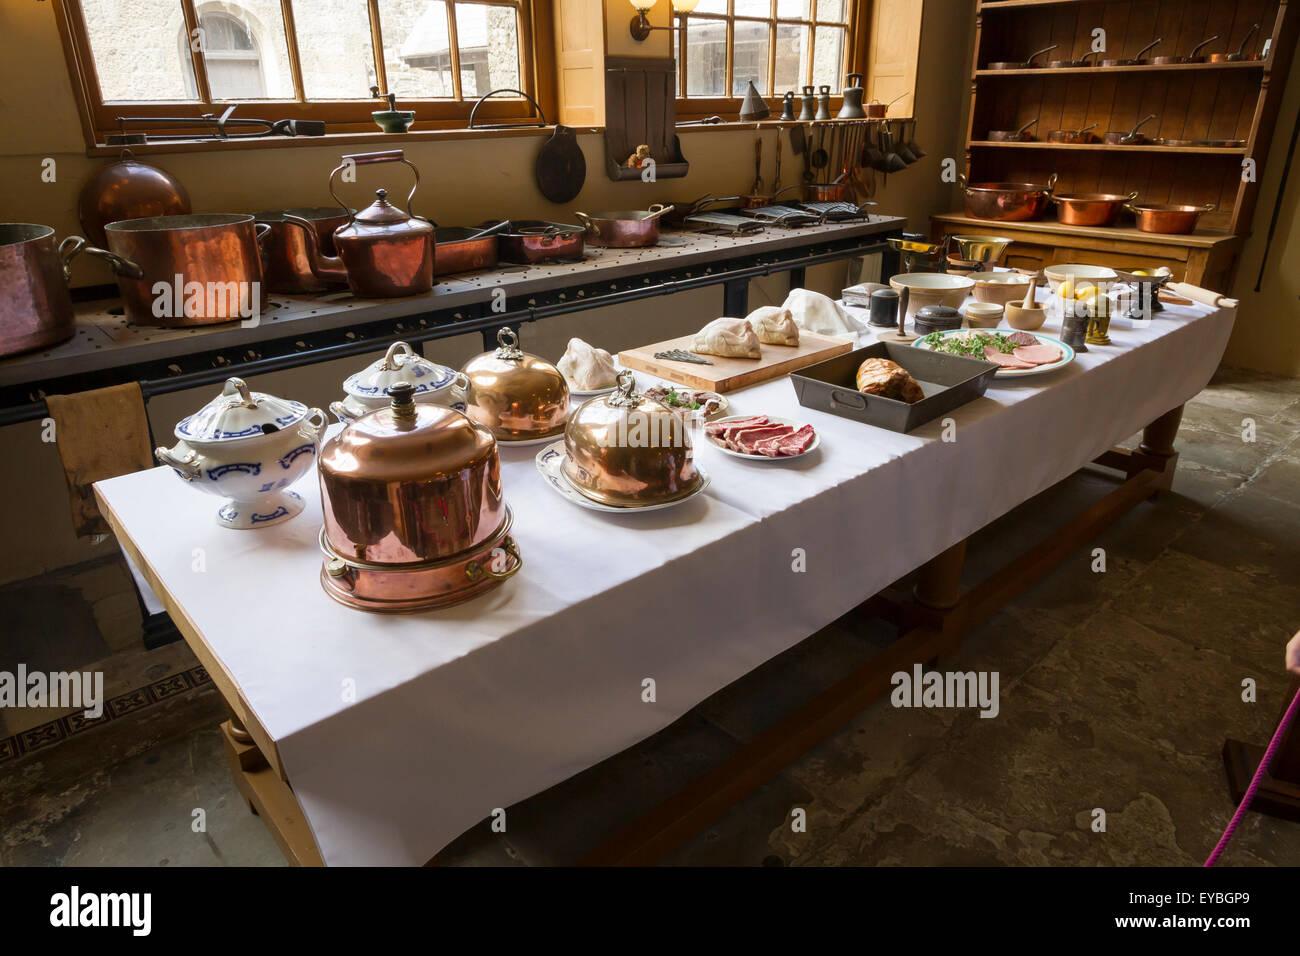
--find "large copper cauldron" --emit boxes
[317,382,521,612]
[254,207,351,293]
[0,224,76,358]
[461,327,569,442]
[62,213,268,327]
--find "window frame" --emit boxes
[53,0,553,150]
[673,0,865,120]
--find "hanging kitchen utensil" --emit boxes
[1049,50,1099,69]
[883,123,908,173]
[739,80,770,122]
[1152,35,1218,65]
[1047,122,1099,144]
[104,105,326,144]
[905,120,926,159]
[837,73,866,119]
[987,118,1039,142]
[780,91,797,121]
[749,137,765,196]
[467,88,585,204]
[77,149,191,249]
[1100,37,1161,67]
[863,122,886,170]
[774,131,783,193]
[987,44,1058,70]
[1104,114,1157,145]
[810,126,829,178]
[1208,24,1261,62]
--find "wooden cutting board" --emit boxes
[618,329,853,393]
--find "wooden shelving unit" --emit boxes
[933,0,1299,289]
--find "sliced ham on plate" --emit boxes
[1012,344,1063,365]
[1005,331,1040,346]
[983,345,1035,369]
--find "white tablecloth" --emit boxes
[96,296,1235,865]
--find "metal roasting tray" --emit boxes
[739,205,821,227]
[790,342,998,433]
[799,201,870,221]
[684,211,765,236]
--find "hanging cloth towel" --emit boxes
[45,382,155,537]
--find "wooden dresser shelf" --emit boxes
[931,213,1239,251]
[969,140,1247,156]
[975,60,1266,77]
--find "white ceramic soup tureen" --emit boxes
[155,377,327,529]
[330,341,468,424]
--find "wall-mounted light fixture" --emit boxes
[629,0,700,43]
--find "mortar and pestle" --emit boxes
[1004,271,1046,331]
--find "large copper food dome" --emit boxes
[317,383,521,611]
[561,371,703,508]
[461,327,569,441]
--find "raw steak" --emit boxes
[706,416,767,441]
[733,424,793,453]
[1012,344,1062,365]
[774,425,816,456]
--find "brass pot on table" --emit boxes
[461,327,570,442]
[61,213,269,327]
[285,150,434,298]
[0,224,77,357]
[254,207,351,293]
[561,371,703,508]
[317,382,521,612]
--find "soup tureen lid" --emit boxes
[175,377,309,443]
[343,341,457,399]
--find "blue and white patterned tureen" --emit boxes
[330,341,468,424]
[155,377,326,530]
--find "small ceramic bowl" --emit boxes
[889,272,975,319]
[964,302,1005,328]
[1005,303,1047,331]
[970,271,1033,306]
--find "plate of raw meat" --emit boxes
[912,329,1075,378]
[704,415,820,460]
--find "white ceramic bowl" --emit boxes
[1044,263,1118,295]
[889,272,975,319]
[968,271,1033,306]
[964,301,1005,328]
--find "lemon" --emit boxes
[1075,284,1098,302]
[1131,269,1149,276]
[1059,278,1075,300]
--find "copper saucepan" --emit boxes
[1126,201,1216,235]
[1104,114,1157,145]
[1051,191,1138,227]
[1049,50,1099,69]
[1047,122,1098,144]
[0,224,78,357]
[575,205,674,247]
[62,213,269,327]
[1208,24,1260,62]
[1100,37,1162,67]
[988,44,1058,70]
[988,119,1039,142]
[1152,35,1219,64]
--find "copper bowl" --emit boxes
[561,371,703,508]
[462,327,570,442]
[1126,201,1216,235]
[1050,191,1138,227]
[959,174,1057,221]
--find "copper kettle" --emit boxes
[286,149,434,298]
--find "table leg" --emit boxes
[1138,404,1184,493]
[913,538,967,611]
[722,278,749,318]
[788,267,806,292]
[1222,677,1300,823]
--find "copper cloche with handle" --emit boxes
[561,370,703,508]
[461,327,570,442]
